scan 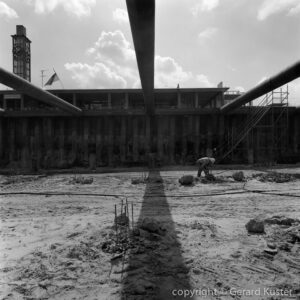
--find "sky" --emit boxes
[0,0,299,106]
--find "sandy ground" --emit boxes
[0,168,299,300]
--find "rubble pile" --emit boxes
[200,174,217,183]
[232,171,245,182]
[253,172,294,183]
[245,217,265,234]
[265,215,299,227]
[1,175,45,185]
[179,175,194,186]
[245,215,300,258]
[102,217,167,256]
[69,175,93,184]
[4,235,107,299]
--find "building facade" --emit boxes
[0,88,299,170]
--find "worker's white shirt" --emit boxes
[196,157,215,165]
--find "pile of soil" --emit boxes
[265,215,299,227]
[1,175,45,186]
[179,175,194,186]
[69,176,93,184]
[232,171,245,182]
[253,172,294,183]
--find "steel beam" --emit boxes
[126,0,155,115]
[0,67,82,115]
[0,108,4,114]
[221,61,300,113]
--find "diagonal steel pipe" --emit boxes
[221,61,300,113]
[0,67,82,115]
[126,0,155,115]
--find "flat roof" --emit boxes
[0,87,228,93]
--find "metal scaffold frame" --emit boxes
[252,85,289,164]
[218,85,289,164]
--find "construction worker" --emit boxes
[196,157,215,177]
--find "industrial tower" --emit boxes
[11,25,31,82]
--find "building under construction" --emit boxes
[0,17,299,170]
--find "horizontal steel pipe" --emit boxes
[0,67,82,115]
[126,0,155,115]
[221,61,300,113]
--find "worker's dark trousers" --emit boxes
[197,165,209,177]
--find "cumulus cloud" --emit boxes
[258,0,300,20]
[66,30,212,89]
[25,0,95,17]
[195,74,212,87]
[155,56,193,87]
[191,0,219,16]
[65,62,127,89]
[198,27,218,40]
[67,30,138,88]
[0,1,18,20]
[154,56,212,87]
[112,8,129,23]
[87,30,135,66]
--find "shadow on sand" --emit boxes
[121,170,193,299]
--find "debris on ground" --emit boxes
[263,247,278,255]
[69,175,93,184]
[139,217,166,235]
[232,171,245,182]
[131,173,148,184]
[264,215,299,227]
[1,170,299,299]
[190,220,218,237]
[253,172,294,183]
[1,175,45,185]
[245,217,265,234]
[179,175,194,186]
[201,173,217,183]
[115,212,129,226]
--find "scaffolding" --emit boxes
[253,85,289,163]
[218,85,289,164]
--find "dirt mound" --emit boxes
[264,223,300,252]
[199,174,226,184]
[245,217,265,234]
[232,171,245,182]
[253,172,294,183]
[190,220,218,237]
[1,175,45,185]
[115,213,129,226]
[139,217,166,235]
[69,175,93,184]
[265,215,299,227]
[179,175,194,185]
